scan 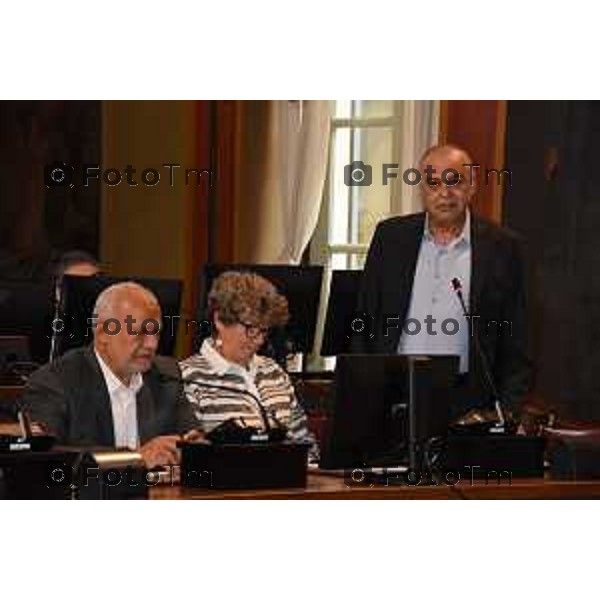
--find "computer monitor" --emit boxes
[319,354,459,469]
[0,279,55,365]
[320,270,363,356]
[59,275,183,356]
[196,264,324,359]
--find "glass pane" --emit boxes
[329,126,395,246]
[334,100,353,119]
[331,252,349,270]
[328,128,351,245]
[350,253,367,270]
[329,252,366,271]
[334,100,396,120]
[351,127,394,245]
[354,126,394,245]
[354,100,396,119]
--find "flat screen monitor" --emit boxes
[0,279,55,365]
[319,354,459,469]
[59,275,183,356]
[196,264,324,358]
[320,270,363,356]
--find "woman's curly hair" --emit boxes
[207,271,289,329]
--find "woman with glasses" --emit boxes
[179,271,317,454]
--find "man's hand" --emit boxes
[140,435,181,469]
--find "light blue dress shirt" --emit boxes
[397,211,472,373]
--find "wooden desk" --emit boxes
[0,386,24,401]
[150,472,600,500]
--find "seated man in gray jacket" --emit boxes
[22,281,200,467]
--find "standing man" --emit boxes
[354,144,532,418]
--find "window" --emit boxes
[312,100,439,271]
[307,100,439,366]
[312,100,405,270]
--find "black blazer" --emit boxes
[354,212,533,413]
[22,346,199,447]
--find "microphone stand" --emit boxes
[451,278,507,433]
[183,378,274,434]
[49,275,64,363]
[160,371,282,436]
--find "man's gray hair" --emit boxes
[93,281,159,332]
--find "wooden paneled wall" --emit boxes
[439,100,507,223]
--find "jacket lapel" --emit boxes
[383,213,424,349]
[136,376,155,445]
[83,347,115,446]
[470,216,492,317]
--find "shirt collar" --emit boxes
[200,338,258,378]
[94,349,143,395]
[424,209,471,247]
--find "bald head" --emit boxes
[420,144,473,169]
[93,282,162,383]
[93,282,160,326]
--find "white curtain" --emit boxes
[391,100,440,215]
[252,100,331,264]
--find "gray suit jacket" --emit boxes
[22,346,199,447]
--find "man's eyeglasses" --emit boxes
[238,321,269,339]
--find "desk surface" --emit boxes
[0,385,24,404]
[150,472,600,500]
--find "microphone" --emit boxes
[183,378,289,443]
[159,371,287,440]
[48,274,65,363]
[450,277,507,430]
[183,379,274,433]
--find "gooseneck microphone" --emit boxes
[450,277,507,429]
[49,275,65,363]
[182,378,290,443]
[182,378,274,433]
[159,371,286,438]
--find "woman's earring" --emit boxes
[214,337,223,348]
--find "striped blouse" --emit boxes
[179,339,318,457]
